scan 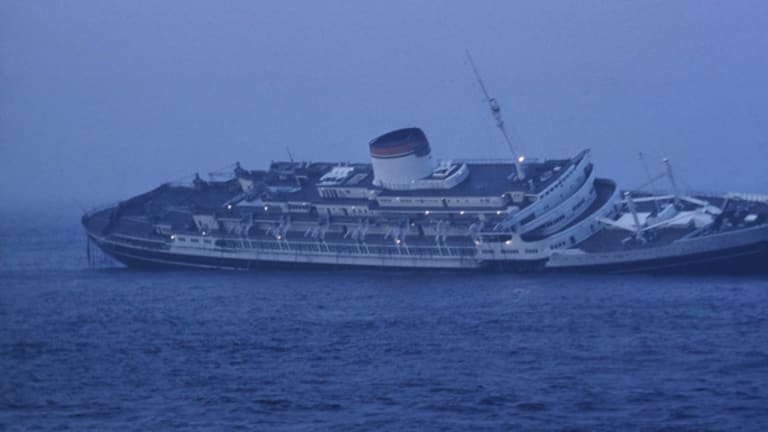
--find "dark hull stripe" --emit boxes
[94,237,768,274]
[553,241,768,275]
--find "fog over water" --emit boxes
[2,1,767,214]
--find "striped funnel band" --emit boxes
[369,127,431,159]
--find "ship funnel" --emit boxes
[369,128,436,189]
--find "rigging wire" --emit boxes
[465,50,526,180]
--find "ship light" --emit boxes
[505,240,512,245]
[201,231,207,236]
[264,206,269,211]
[474,240,481,245]
[459,210,465,216]
[518,155,525,163]
[395,239,401,245]
[424,210,430,216]
[227,204,233,210]
[170,235,176,240]
[277,235,282,240]
[496,210,502,215]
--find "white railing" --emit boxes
[725,192,768,204]
[190,237,478,258]
[631,189,768,204]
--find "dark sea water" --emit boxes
[1,212,767,431]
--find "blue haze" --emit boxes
[1,1,768,210]
[2,3,768,431]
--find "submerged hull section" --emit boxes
[551,241,768,275]
[547,224,768,274]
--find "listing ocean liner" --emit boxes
[80,123,768,274]
[81,62,768,274]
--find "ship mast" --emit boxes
[466,51,526,180]
[663,158,681,207]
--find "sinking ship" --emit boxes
[80,123,768,274]
[81,63,768,274]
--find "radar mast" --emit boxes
[466,51,526,180]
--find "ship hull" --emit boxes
[549,241,768,275]
[88,235,485,272]
[545,224,768,275]
[88,233,768,274]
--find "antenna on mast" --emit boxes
[286,146,295,163]
[466,50,526,180]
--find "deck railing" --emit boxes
[211,238,478,259]
[627,188,768,205]
[724,192,768,204]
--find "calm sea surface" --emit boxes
[1,212,767,431]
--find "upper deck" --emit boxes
[246,150,585,204]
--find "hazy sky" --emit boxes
[2,1,767,211]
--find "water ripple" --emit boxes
[1,222,768,431]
